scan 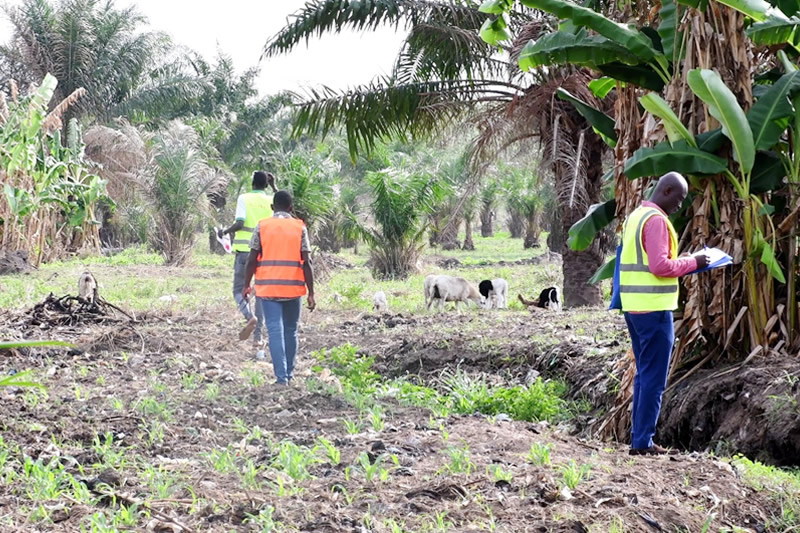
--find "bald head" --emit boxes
[650,172,688,215]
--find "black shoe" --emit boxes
[629,444,678,456]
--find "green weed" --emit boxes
[271,441,321,481]
[527,442,552,466]
[439,443,475,475]
[559,460,592,490]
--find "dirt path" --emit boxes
[0,303,791,531]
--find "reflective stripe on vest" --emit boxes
[619,206,680,312]
[232,191,273,252]
[254,217,307,299]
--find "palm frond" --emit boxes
[262,0,484,59]
[292,77,520,160]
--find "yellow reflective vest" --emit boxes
[232,191,273,252]
[619,206,680,312]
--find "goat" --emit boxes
[517,286,561,312]
[78,271,98,304]
[372,291,388,314]
[478,278,508,309]
[431,275,482,312]
[423,274,438,310]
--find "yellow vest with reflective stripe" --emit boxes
[233,191,273,252]
[619,206,680,312]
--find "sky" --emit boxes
[0,0,407,96]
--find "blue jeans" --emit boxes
[624,311,674,449]
[233,252,263,340]
[259,297,302,384]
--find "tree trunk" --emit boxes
[547,207,565,253]
[480,201,494,237]
[462,215,475,250]
[507,209,525,238]
[440,218,460,250]
[429,213,444,246]
[523,209,540,249]
[557,133,606,308]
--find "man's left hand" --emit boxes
[307,294,316,311]
[217,228,225,239]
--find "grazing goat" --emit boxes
[423,274,438,310]
[478,278,508,309]
[431,275,482,312]
[372,291,388,314]
[517,286,562,312]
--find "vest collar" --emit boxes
[642,200,667,217]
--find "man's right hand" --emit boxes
[243,286,252,300]
[695,252,711,270]
[217,228,225,239]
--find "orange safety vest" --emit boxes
[254,217,307,299]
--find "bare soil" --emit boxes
[0,299,789,531]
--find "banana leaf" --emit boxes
[748,70,800,150]
[518,30,639,71]
[640,92,695,145]
[521,0,661,62]
[714,0,788,21]
[623,140,729,179]
[589,256,616,283]
[688,69,755,174]
[750,151,786,193]
[587,77,618,98]
[747,15,800,45]
[556,88,618,146]
[597,62,666,91]
[696,128,726,152]
[567,198,617,251]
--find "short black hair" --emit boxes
[273,190,293,210]
[252,171,268,189]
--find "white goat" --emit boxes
[372,291,388,314]
[430,275,482,312]
[478,278,508,309]
[423,274,438,310]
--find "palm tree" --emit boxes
[146,122,225,265]
[1,0,210,127]
[479,178,500,237]
[358,168,446,279]
[264,0,613,306]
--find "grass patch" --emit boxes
[312,344,573,423]
[732,455,800,529]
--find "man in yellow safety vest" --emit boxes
[619,172,709,456]
[218,171,278,344]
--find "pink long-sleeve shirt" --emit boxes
[640,201,698,277]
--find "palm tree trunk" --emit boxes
[440,219,460,250]
[558,134,605,308]
[480,201,494,237]
[546,207,565,253]
[507,209,525,238]
[523,209,540,249]
[462,215,475,250]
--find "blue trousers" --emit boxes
[259,297,302,384]
[233,252,264,340]
[624,311,674,449]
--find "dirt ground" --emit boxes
[0,298,791,532]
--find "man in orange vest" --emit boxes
[243,190,316,385]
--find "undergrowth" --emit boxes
[311,343,574,423]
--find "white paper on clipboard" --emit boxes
[214,227,233,254]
